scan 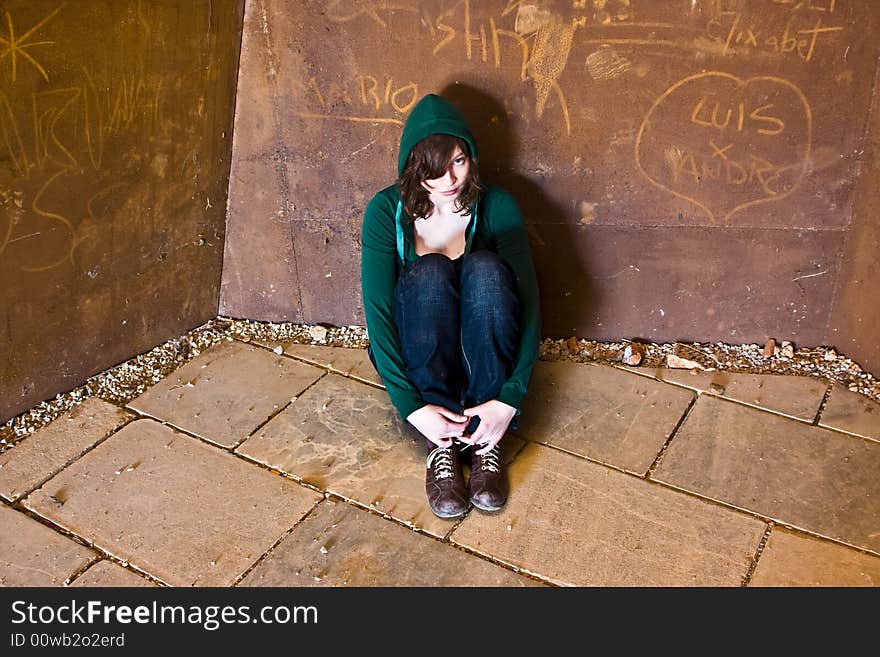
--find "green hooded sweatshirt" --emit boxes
[360,93,540,421]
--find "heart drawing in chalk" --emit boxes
[635,72,812,223]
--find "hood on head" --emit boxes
[397,94,477,176]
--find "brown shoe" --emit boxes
[469,444,508,511]
[425,441,468,518]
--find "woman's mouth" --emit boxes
[440,187,459,196]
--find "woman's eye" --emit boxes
[454,157,465,165]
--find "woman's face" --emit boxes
[420,146,470,205]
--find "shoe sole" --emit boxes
[429,507,467,519]
[470,500,505,512]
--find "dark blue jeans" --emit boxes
[379,251,521,434]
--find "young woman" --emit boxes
[361,93,540,519]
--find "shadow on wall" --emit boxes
[441,83,597,338]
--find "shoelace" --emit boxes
[479,445,501,473]
[427,442,500,476]
[426,445,456,479]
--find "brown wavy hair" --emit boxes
[398,134,484,221]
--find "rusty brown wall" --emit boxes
[826,52,880,372]
[0,1,245,423]
[224,1,877,369]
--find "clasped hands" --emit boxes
[406,400,516,455]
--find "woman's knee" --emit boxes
[395,252,460,323]
[407,252,458,285]
[461,251,515,293]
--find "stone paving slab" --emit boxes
[239,499,540,586]
[620,366,827,422]
[71,560,157,587]
[450,443,764,586]
[128,339,324,448]
[261,342,383,388]
[518,362,694,474]
[24,419,322,586]
[237,374,524,538]
[819,385,880,442]
[652,396,880,553]
[0,398,133,502]
[750,528,880,586]
[0,504,96,586]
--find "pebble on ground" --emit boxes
[2,317,877,451]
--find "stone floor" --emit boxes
[2,338,880,587]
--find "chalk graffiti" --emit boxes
[298,0,845,144]
[325,0,418,29]
[0,64,166,270]
[585,46,632,80]
[0,92,29,177]
[293,73,416,125]
[516,9,576,136]
[424,1,578,135]
[635,72,812,223]
[32,88,81,170]
[294,112,403,126]
[421,0,641,135]
[0,188,24,257]
[104,72,163,136]
[0,5,63,82]
[769,0,837,12]
[0,68,163,183]
[358,76,418,113]
[706,3,844,62]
